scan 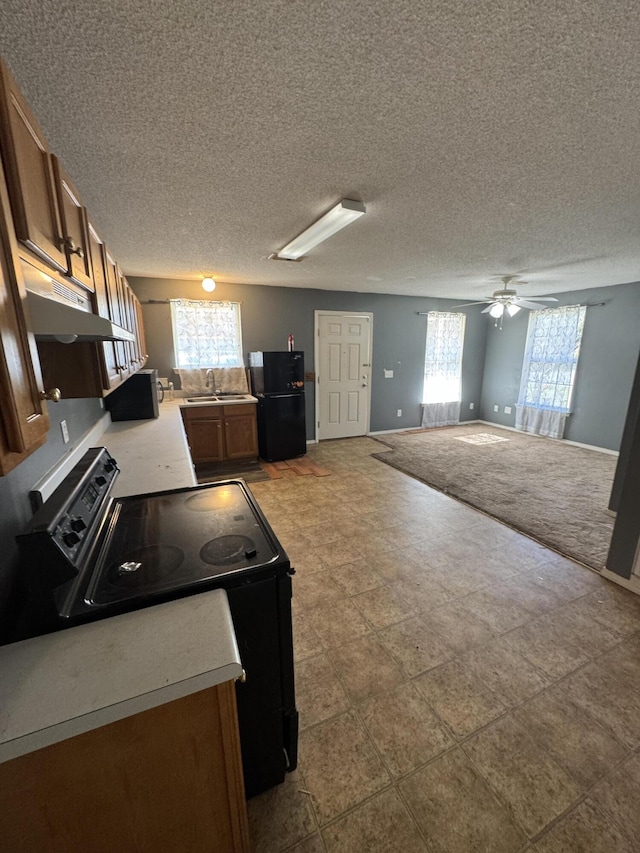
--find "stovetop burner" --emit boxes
[200,535,257,566]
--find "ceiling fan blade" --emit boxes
[517,296,559,302]
[515,299,553,310]
[451,301,491,308]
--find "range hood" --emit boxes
[21,260,134,343]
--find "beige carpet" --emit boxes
[372,424,617,570]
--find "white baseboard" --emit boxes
[600,567,640,597]
[368,426,420,436]
[476,420,619,456]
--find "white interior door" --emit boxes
[316,311,372,440]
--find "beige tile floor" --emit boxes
[246,437,640,853]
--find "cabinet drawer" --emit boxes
[222,404,256,417]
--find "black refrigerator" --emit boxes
[249,351,306,461]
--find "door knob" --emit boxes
[40,387,62,402]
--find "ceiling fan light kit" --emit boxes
[453,275,559,328]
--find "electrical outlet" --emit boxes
[469,402,474,410]
[60,420,70,444]
[493,404,499,412]
[397,409,402,417]
[504,406,512,415]
[384,369,394,378]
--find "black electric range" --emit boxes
[15,447,298,798]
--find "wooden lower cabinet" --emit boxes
[186,411,226,463]
[0,681,250,853]
[182,404,258,464]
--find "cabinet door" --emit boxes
[104,254,128,381]
[0,158,50,474]
[185,417,225,463]
[224,411,258,460]
[0,59,66,273]
[87,224,121,391]
[51,156,93,291]
[133,294,148,368]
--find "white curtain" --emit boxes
[515,406,568,439]
[516,304,586,439]
[422,312,466,428]
[421,401,462,428]
[170,300,242,368]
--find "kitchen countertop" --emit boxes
[102,399,197,497]
[1,401,243,763]
[0,589,242,763]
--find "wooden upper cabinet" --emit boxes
[87,223,121,391]
[52,155,93,291]
[0,58,66,274]
[0,155,50,475]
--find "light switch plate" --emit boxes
[60,420,70,444]
[504,406,512,414]
[384,369,394,378]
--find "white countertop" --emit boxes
[1,401,244,763]
[0,589,242,763]
[102,399,197,497]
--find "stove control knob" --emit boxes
[104,461,116,473]
[95,475,107,486]
[245,547,257,558]
[63,531,81,548]
[70,518,87,533]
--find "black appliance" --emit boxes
[105,369,160,421]
[15,448,297,799]
[249,351,306,462]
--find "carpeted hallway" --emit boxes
[246,436,640,853]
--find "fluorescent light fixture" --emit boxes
[489,303,504,318]
[506,303,521,316]
[274,198,366,260]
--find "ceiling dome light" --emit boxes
[506,303,521,316]
[489,303,504,318]
[202,277,216,292]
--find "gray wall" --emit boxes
[129,277,488,438]
[0,396,105,639]
[479,281,640,450]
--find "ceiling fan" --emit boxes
[453,276,559,318]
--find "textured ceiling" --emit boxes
[1,0,640,300]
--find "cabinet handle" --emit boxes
[40,387,62,402]
[236,669,247,683]
[64,237,85,260]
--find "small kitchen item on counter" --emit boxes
[105,369,160,421]
[158,377,174,400]
[15,447,298,799]
[249,351,306,462]
[287,334,294,351]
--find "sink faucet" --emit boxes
[205,368,215,389]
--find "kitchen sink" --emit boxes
[184,393,256,405]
